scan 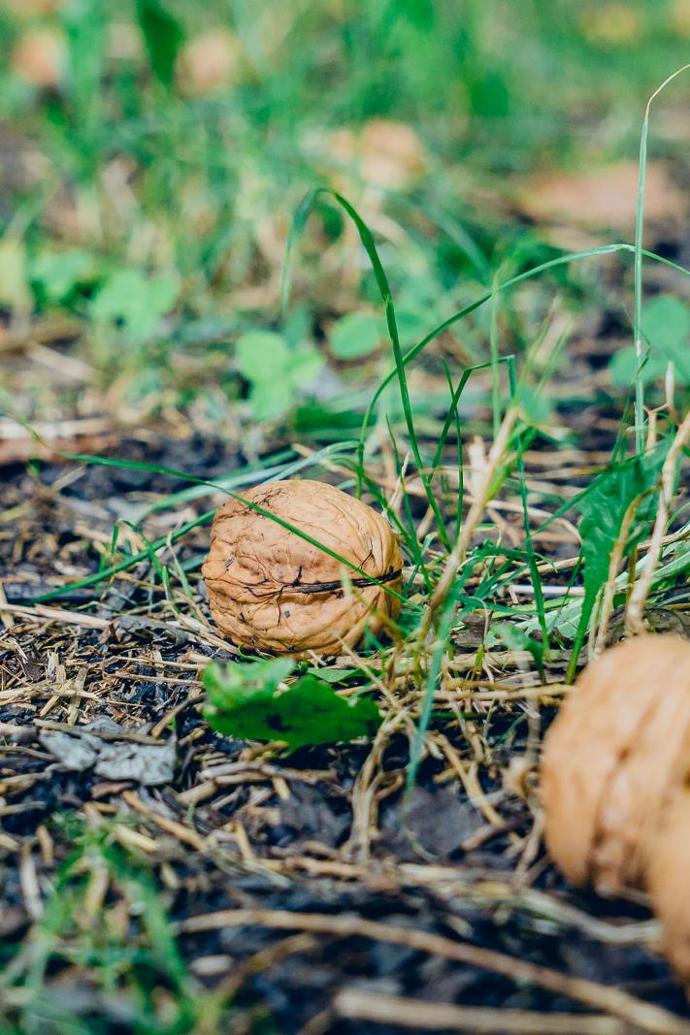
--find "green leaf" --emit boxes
[63,0,107,148]
[643,294,690,355]
[235,331,323,421]
[515,385,552,428]
[610,345,666,388]
[305,666,361,684]
[250,380,294,422]
[288,347,324,385]
[578,451,664,603]
[568,446,667,676]
[492,622,545,673]
[611,294,690,387]
[330,312,382,359]
[0,237,30,312]
[235,331,290,381]
[135,0,185,89]
[203,660,381,749]
[91,269,179,343]
[31,249,96,304]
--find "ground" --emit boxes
[4,2,690,1033]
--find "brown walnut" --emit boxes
[648,787,690,985]
[540,634,690,895]
[202,479,402,657]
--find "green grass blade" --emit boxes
[633,65,690,453]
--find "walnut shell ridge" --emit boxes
[202,479,402,657]
[540,634,690,895]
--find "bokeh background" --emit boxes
[2,0,690,439]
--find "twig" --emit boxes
[0,604,109,629]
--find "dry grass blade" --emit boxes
[626,408,690,635]
[427,403,520,621]
[333,989,628,1034]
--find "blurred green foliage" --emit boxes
[1,0,689,416]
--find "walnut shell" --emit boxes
[648,788,690,984]
[540,635,690,895]
[202,480,402,657]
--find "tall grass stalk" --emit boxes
[633,65,690,453]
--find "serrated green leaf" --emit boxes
[203,660,381,749]
[567,445,668,674]
[577,450,665,606]
[305,666,361,683]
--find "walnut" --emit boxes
[648,788,690,985]
[202,479,402,657]
[176,30,242,97]
[11,29,65,89]
[540,634,690,895]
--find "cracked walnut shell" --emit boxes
[540,634,690,895]
[202,479,402,657]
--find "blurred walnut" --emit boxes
[11,29,65,90]
[317,119,427,191]
[540,635,690,895]
[202,480,402,657]
[3,0,62,14]
[176,30,242,97]
[648,788,690,985]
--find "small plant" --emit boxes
[611,293,690,388]
[203,657,381,748]
[235,330,323,421]
[90,268,180,346]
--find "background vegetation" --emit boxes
[4,2,690,1033]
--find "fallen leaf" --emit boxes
[39,730,99,770]
[515,161,685,233]
[39,718,175,786]
[94,739,175,785]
